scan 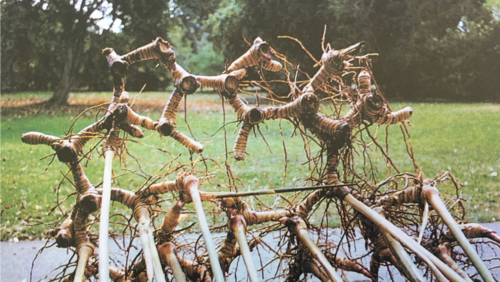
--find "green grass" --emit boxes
[1,94,499,240]
[405,103,500,222]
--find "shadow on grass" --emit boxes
[1,101,93,117]
[1,94,226,117]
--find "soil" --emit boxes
[1,96,223,118]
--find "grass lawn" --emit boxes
[1,92,499,240]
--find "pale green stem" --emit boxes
[74,246,92,282]
[344,194,466,282]
[184,176,225,282]
[295,221,344,282]
[147,227,167,282]
[98,149,114,282]
[163,243,187,282]
[425,187,494,282]
[138,221,155,281]
[424,256,449,282]
[382,230,426,282]
[233,221,260,282]
[417,202,429,245]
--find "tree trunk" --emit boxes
[49,47,74,106]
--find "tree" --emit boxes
[1,0,223,103]
[207,0,500,101]
[3,0,498,101]
[1,0,60,92]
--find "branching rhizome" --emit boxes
[22,35,500,282]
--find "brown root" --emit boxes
[168,63,200,95]
[443,223,500,243]
[233,122,252,161]
[120,37,175,67]
[227,37,279,73]
[435,242,470,280]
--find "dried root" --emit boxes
[344,70,413,126]
[441,223,500,243]
[226,37,282,73]
[27,34,500,282]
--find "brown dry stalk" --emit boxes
[122,105,157,131]
[21,116,107,162]
[170,129,204,154]
[168,63,200,95]
[324,250,373,279]
[102,48,127,97]
[69,161,100,213]
[233,122,252,161]
[376,185,425,206]
[343,70,413,127]
[305,41,364,93]
[51,211,75,248]
[226,37,282,73]
[228,92,323,161]
[228,96,251,121]
[442,223,500,243]
[118,123,144,138]
[21,102,138,163]
[153,89,204,153]
[261,59,283,72]
[226,209,259,282]
[69,117,108,151]
[109,266,126,281]
[222,198,292,225]
[280,216,343,282]
[140,174,185,197]
[21,132,60,146]
[218,230,238,273]
[261,93,320,120]
[121,37,175,67]
[177,255,212,282]
[158,201,185,240]
[196,72,242,95]
[370,247,400,281]
[103,37,175,99]
[324,150,342,186]
[26,33,500,282]
[360,207,404,280]
[295,189,328,220]
[158,89,184,128]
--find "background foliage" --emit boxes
[1,0,499,102]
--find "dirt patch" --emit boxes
[1,97,224,117]
[0,97,47,107]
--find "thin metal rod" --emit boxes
[98,149,114,282]
[200,183,355,200]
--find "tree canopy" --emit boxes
[1,0,221,104]
[207,0,500,101]
[2,0,499,102]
